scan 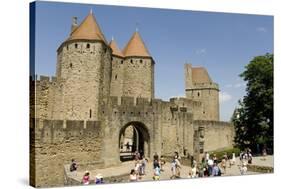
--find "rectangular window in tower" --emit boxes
[89,109,92,118]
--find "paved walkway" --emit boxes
[69,155,273,183]
[220,155,273,176]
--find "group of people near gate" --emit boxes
[130,151,183,181]
[69,148,258,184]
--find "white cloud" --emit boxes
[195,48,206,55]
[256,27,267,33]
[170,94,185,99]
[219,91,232,103]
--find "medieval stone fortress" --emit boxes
[30,11,234,187]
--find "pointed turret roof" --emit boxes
[109,38,124,57]
[68,11,107,43]
[123,31,151,57]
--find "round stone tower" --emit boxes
[55,11,112,121]
[109,38,125,98]
[122,31,155,100]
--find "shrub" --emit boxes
[209,147,241,162]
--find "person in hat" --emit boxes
[95,173,104,184]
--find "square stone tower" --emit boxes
[185,64,219,120]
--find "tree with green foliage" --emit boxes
[231,53,273,153]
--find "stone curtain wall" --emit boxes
[30,119,103,187]
[193,120,234,153]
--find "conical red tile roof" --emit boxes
[123,32,151,57]
[109,38,124,57]
[68,12,107,43]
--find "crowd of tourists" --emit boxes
[69,147,261,184]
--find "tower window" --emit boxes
[104,48,107,53]
[70,63,72,68]
[198,92,200,97]
[140,59,143,63]
[86,43,90,48]
[121,60,123,64]
[75,43,78,48]
[115,74,118,80]
[130,59,133,63]
[66,45,69,50]
[89,109,92,118]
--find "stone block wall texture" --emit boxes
[110,56,125,97]
[30,119,103,187]
[184,64,220,121]
[122,58,154,99]
[55,41,111,121]
[193,120,234,153]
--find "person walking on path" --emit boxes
[230,152,236,167]
[175,157,181,178]
[240,162,248,175]
[153,164,161,180]
[139,156,147,175]
[160,155,166,171]
[221,156,227,174]
[207,158,214,176]
[170,158,177,179]
[212,163,221,176]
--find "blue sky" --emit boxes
[33,1,273,121]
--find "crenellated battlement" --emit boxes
[31,118,102,144]
[30,75,58,84]
[170,97,202,107]
[193,120,232,127]
[189,82,219,91]
[105,96,199,118]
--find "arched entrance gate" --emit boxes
[119,121,150,161]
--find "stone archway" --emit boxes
[119,121,150,161]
